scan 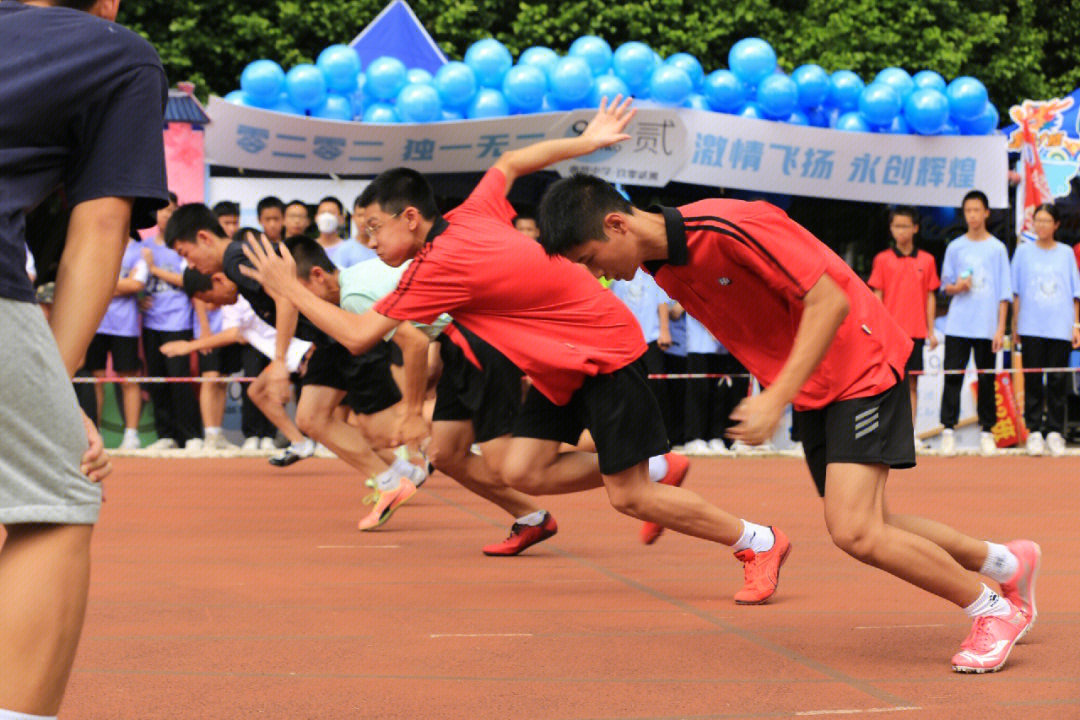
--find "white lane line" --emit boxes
[317,545,400,549]
[430,633,534,638]
[854,624,947,630]
[796,707,922,716]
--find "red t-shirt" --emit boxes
[374,168,646,405]
[867,247,940,339]
[644,200,913,411]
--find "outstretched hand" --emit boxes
[239,233,298,299]
[580,95,637,152]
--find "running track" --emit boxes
[56,455,1079,719]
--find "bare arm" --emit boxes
[993,299,1008,353]
[926,291,938,349]
[872,288,883,301]
[391,321,431,446]
[160,327,244,357]
[657,303,672,350]
[492,96,635,193]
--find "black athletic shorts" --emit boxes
[513,357,670,475]
[198,343,243,375]
[432,328,524,443]
[794,376,916,497]
[84,333,140,373]
[299,341,401,415]
[905,338,925,374]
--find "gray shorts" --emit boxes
[0,298,101,525]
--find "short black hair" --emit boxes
[513,213,536,225]
[962,190,989,209]
[888,206,920,224]
[164,204,225,248]
[318,196,344,214]
[286,236,336,278]
[1033,203,1060,224]
[257,196,285,216]
[285,199,309,213]
[166,190,178,205]
[54,0,98,9]
[212,201,240,218]
[356,168,439,219]
[537,174,634,256]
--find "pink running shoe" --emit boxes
[358,478,418,531]
[951,601,1030,674]
[999,539,1041,629]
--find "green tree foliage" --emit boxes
[122,0,1080,112]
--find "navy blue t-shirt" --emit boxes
[0,1,169,302]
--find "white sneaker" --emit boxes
[788,440,805,457]
[707,438,733,456]
[980,431,997,456]
[206,433,236,451]
[259,437,277,451]
[118,433,141,451]
[184,438,204,452]
[147,437,178,450]
[1026,431,1045,456]
[241,436,260,450]
[683,438,710,455]
[1046,431,1066,457]
[941,429,956,456]
[913,433,928,451]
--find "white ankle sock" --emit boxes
[205,426,221,437]
[964,583,1011,618]
[647,455,668,482]
[980,542,1019,583]
[123,427,139,440]
[732,521,774,553]
[515,510,546,526]
[0,709,56,720]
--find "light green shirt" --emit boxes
[338,258,452,340]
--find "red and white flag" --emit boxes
[1017,113,1052,243]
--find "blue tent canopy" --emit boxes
[349,0,447,75]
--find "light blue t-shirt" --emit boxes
[143,237,193,332]
[941,234,1012,340]
[97,240,147,337]
[1011,241,1080,341]
[339,257,451,340]
[686,313,721,354]
[324,238,376,269]
[609,268,662,343]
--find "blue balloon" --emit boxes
[806,107,830,127]
[440,109,463,121]
[829,71,864,112]
[938,120,960,136]
[396,83,442,123]
[665,53,705,92]
[792,64,830,110]
[878,114,910,134]
[541,94,560,112]
[912,70,946,93]
[549,56,594,105]
[728,38,777,86]
[738,102,766,120]
[835,111,871,132]
[366,56,407,100]
[467,88,509,118]
[225,90,254,106]
[317,45,362,94]
[684,93,710,111]
[611,42,658,93]
[946,76,988,122]
[348,89,365,117]
[648,65,693,105]
[956,103,999,135]
[362,103,399,123]
[464,38,513,88]
[406,68,434,85]
[434,62,477,109]
[569,35,613,76]
[519,47,560,79]
[787,110,809,125]
[312,93,353,121]
[702,69,745,113]
[502,65,547,112]
[858,83,902,126]
[241,60,286,106]
[873,67,914,100]
[903,88,950,134]
[285,64,328,110]
[757,74,798,118]
[590,74,630,107]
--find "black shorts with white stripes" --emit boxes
[793,376,916,497]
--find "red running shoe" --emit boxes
[733,527,791,605]
[640,452,691,545]
[483,512,558,556]
[999,539,1041,630]
[951,600,1030,673]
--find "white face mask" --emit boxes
[315,212,339,235]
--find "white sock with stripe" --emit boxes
[732,521,774,553]
[964,584,1011,618]
[515,510,546,526]
[648,455,669,482]
[980,542,1019,583]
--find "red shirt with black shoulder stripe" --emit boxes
[644,200,912,411]
[374,168,646,405]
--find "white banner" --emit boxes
[205,97,1008,206]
